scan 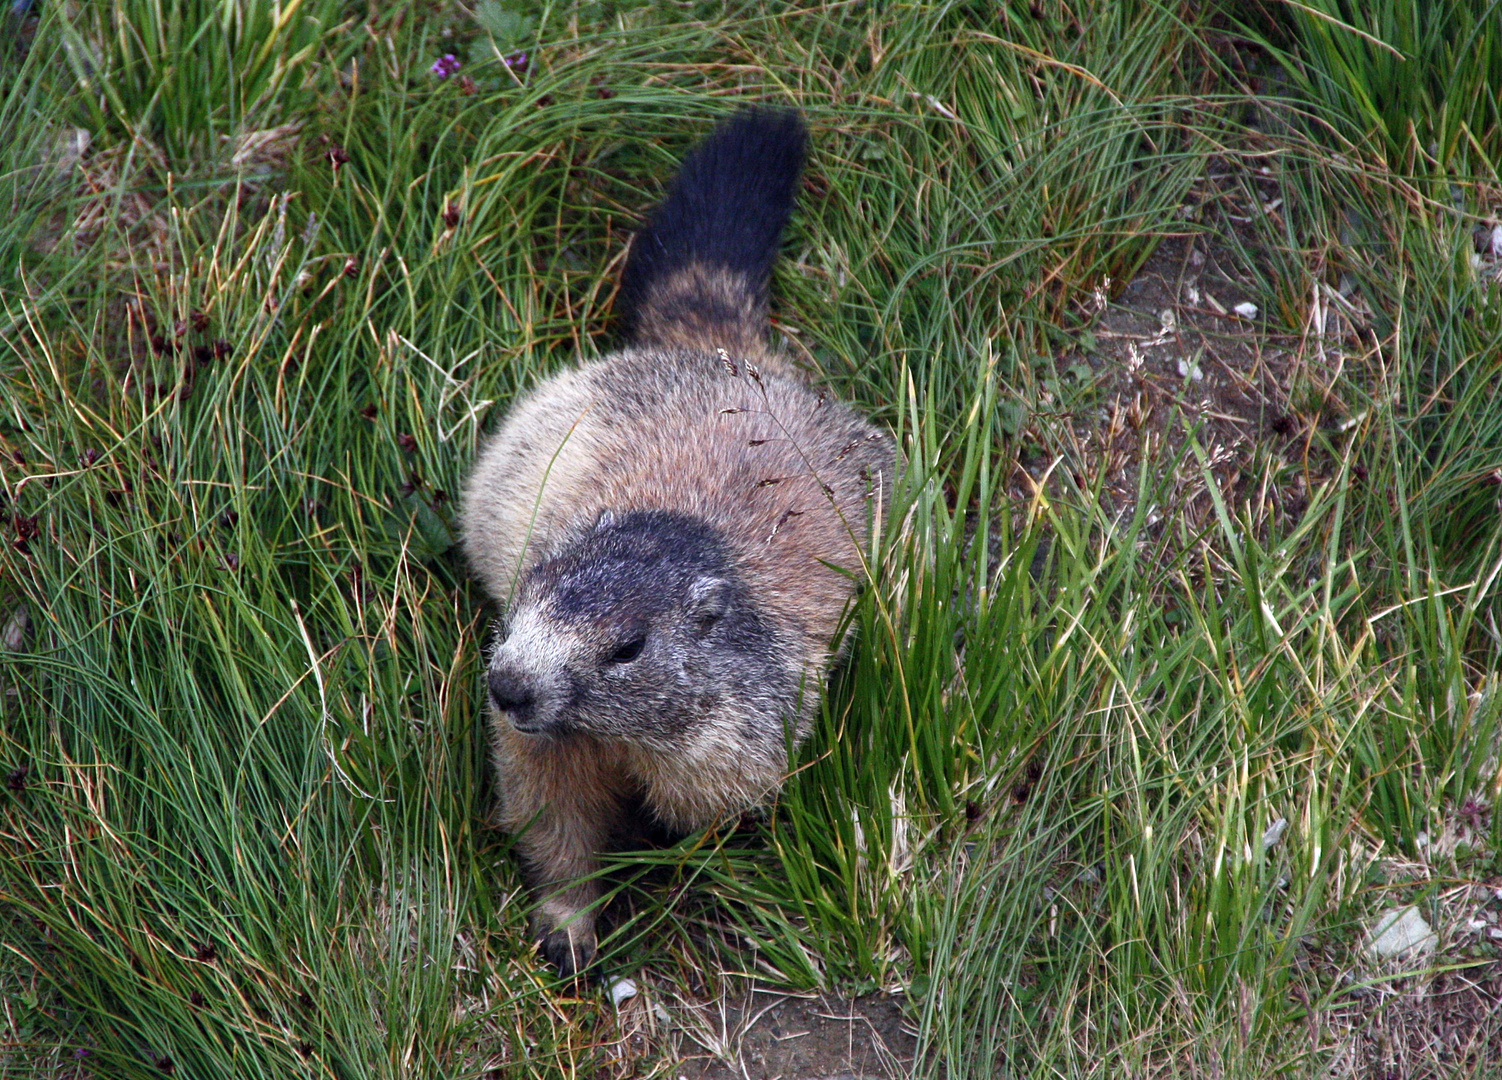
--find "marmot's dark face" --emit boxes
[485,510,791,748]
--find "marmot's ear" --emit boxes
[593,509,621,532]
[685,575,730,634]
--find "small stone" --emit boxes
[607,976,638,1008]
[1233,301,1259,319]
[1261,817,1289,851]
[1367,906,1437,960]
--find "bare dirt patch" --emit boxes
[645,987,915,1080]
[1323,958,1502,1078]
[1030,231,1313,541]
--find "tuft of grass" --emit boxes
[754,0,1229,419]
[1246,0,1502,176]
[1221,108,1502,605]
[36,0,356,170]
[1227,1,1502,613]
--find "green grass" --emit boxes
[3,1,1501,1077]
[1230,0,1502,599]
[46,0,355,169]
[1244,0,1502,176]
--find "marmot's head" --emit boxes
[485,510,793,749]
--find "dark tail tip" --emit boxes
[617,108,807,350]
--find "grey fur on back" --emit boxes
[458,109,893,977]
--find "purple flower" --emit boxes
[73,1048,93,1061]
[504,51,529,73]
[431,54,462,79]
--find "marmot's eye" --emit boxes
[609,636,646,664]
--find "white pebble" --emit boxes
[1261,817,1288,851]
[1233,301,1259,319]
[1367,906,1437,960]
[607,977,639,1007]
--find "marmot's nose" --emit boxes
[488,669,537,726]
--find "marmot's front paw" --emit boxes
[539,925,597,979]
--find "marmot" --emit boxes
[460,109,893,976]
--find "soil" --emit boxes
[670,991,915,1080]
[591,982,916,1080]
[1341,965,1502,1079]
[1026,229,1318,544]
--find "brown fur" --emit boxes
[627,264,770,359]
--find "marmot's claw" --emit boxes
[540,927,596,979]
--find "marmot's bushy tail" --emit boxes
[617,108,806,356]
